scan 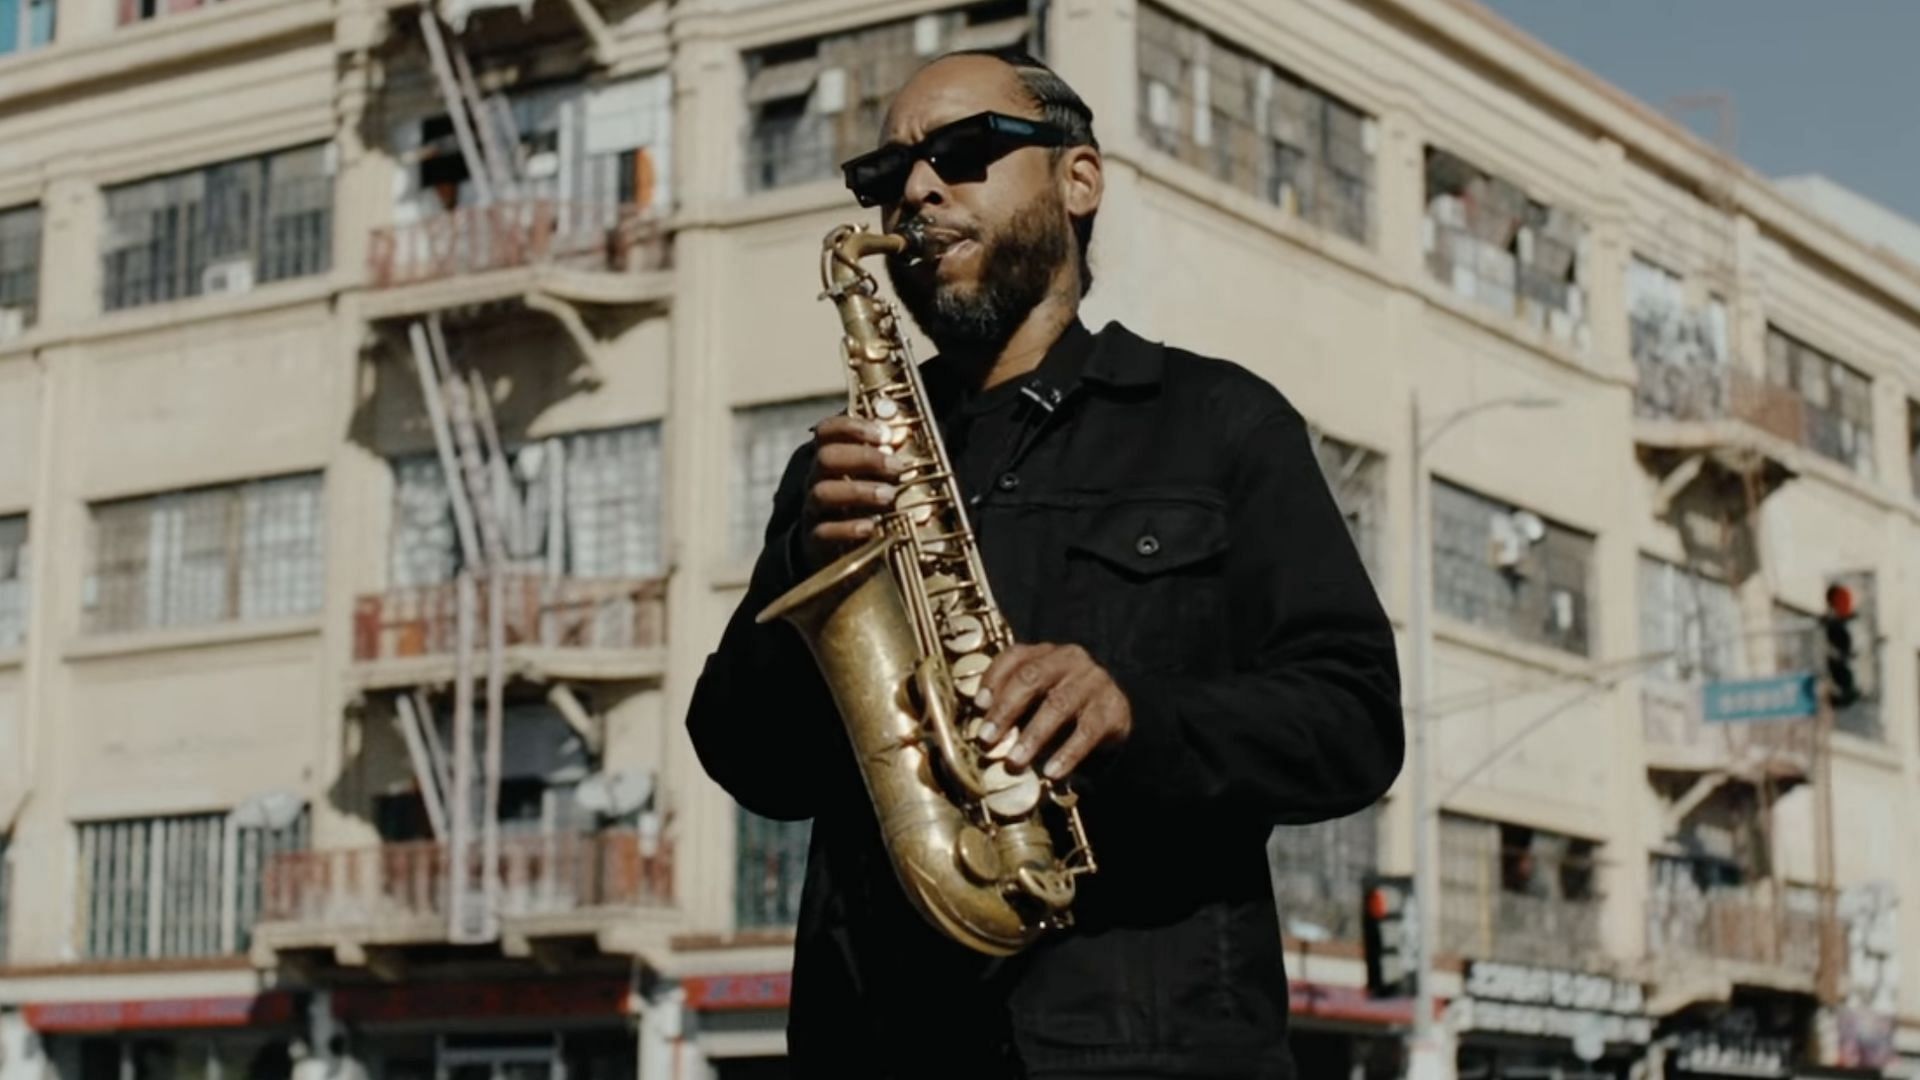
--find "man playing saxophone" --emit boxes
[687,47,1404,1080]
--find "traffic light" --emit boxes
[1362,874,1417,998]
[1822,582,1860,708]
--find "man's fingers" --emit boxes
[1007,666,1103,772]
[814,442,902,480]
[812,415,890,447]
[979,645,1082,742]
[1042,686,1126,780]
[812,477,897,513]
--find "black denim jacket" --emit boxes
[687,320,1405,1079]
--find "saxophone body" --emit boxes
[755,223,1096,956]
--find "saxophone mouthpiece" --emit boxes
[894,220,930,266]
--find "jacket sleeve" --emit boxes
[684,441,845,821]
[1080,396,1405,826]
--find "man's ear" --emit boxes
[1061,145,1103,219]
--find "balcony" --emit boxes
[734,813,810,935]
[362,199,673,323]
[252,829,673,965]
[1441,885,1604,969]
[1642,680,1813,783]
[349,572,667,689]
[1633,362,1803,508]
[1646,877,1828,1009]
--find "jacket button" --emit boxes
[996,472,1020,492]
[1135,534,1160,557]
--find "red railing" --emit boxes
[351,573,666,663]
[1635,360,1807,446]
[260,830,673,927]
[368,199,669,288]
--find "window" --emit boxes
[0,832,10,965]
[0,204,39,340]
[1440,814,1600,966]
[1309,429,1385,583]
[1137,3,1374,244]
[1627,256,1729,421]
[743,2,1033,194]
[390,423,664,586]
[102,144,334,312]
[736,811,809,930]
[115,0,227,26]
[1906,398,1918,500]
[1764,326,1874,476]
[731,396,842,563]
[1425,147,1588,347]
[77,810,308,960]
[1638,556,1743,682]
[0,0,54,56]
[1268,803,1378,941]
[1432,480,1593,655]
[0,514,25,648]
[84,473,325,634]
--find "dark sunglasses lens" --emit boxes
[925,126,999,183]
[846,151,909,206]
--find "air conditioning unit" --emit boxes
[0,306,25,342]
[201,257,255,296]
[1488,510,1546,572]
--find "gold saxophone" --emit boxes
[756,223,1097,956]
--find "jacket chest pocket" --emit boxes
[1061,493,1231,674]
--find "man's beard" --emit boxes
[886,192,1073,360]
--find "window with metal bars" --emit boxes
[731,396,843,564]
[1431,479,1593,656]
[1267,802,1378,941]
[1638,555,1743,683]
[0,514,25,649]
[76,810,308,960]
[1627,255,1729,422]
[0,0,53,56]
[389,422,664,586]
[742,2,1033,194]
[1136,3,1374,245]
[1764,326,1875,476]
[735,811,809,931]
[0,204,39,340]
[1425,147,1589,347]
[101,144,333,312]
[1439,813,1602,967]
[84,473,325,635]
[1308,429,1385,585]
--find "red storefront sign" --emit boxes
[25,993,297,1033]
[330,976,634,1024]
[681,972,791,1012]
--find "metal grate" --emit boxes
[101,144,333,312]
[1137,2,1374,244]
[1765,326,1875,477]
[1439,814,1602,966]
[742,2,1032,194]
[0,204,39,339]
[389,423,664,586]
[78,810,307,960]
[1268,803,1379,941]
[735,811,810,930]
[0,514,25,649]
[1425,147,1588,346]
[1432,479,1594,656]
[731,396,842,563]
[85,473,325,634]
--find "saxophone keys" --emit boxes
[872,397,899,419]
[944,615,986,654]
[950,651,990,697]
[981,763,1043,819]
[955,825,1004,884]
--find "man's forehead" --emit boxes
[880,57,1032,145]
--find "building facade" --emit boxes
[0,1,1916,1078]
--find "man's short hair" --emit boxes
[942,46,1101,298]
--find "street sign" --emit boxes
[1701,673,1817,724]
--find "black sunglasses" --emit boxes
[841,111,1071,208]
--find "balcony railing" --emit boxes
[368,199,669,289]
[1642,680,1813,777]
[260,830,672,930]
[1647,877,1823,980]
[352,573,666,664]
[735,813,809,932]
[1634,360,1806,447]
[1441,886,1604,967]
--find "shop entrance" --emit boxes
[437,1035,565,1080]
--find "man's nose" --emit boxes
[899,158,948,212]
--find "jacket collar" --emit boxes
[1079,320,1165,389]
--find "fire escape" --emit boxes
[253,0,675,976]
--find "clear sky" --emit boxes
[1476,0,1920,224]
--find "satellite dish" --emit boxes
[232,791,306,830]
[1511,510,1547,544]
[575,770,653,818]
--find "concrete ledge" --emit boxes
[346,645,667,691]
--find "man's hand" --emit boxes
[973,644,1132,781]
[798,415,907,572]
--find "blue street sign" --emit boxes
[1701,673,1817,724]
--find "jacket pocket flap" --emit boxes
[1068,498,1229,576]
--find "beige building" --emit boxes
[0,0,1916,1077]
